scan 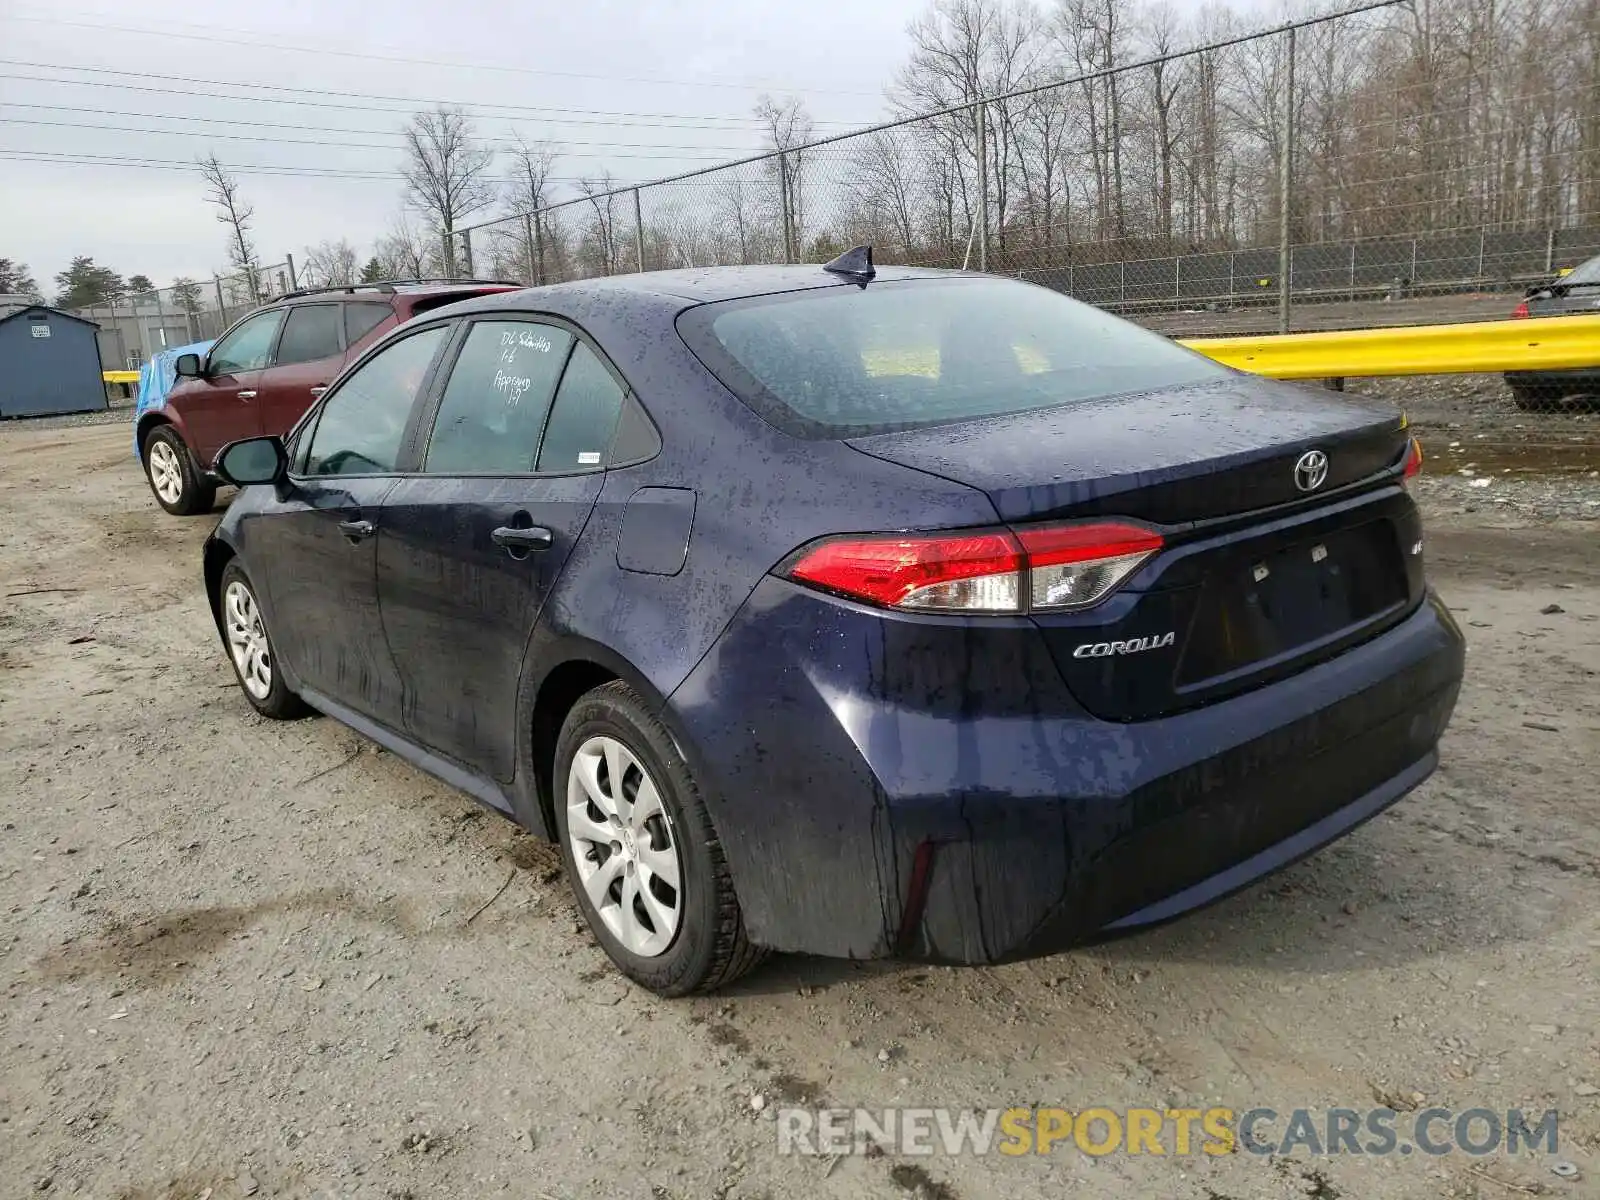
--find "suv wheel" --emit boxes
[143,425,216,515]
[554,681,764,996]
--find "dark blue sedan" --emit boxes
[203,253,1465,996]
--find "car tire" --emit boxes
[143,425,217,516]
[554,680,764,996]
[219,562,308,720]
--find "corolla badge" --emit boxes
[1072,632,1177,658]
[1294,449,1330,492]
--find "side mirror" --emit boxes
[215,436,287,487]
[174,353,203,379]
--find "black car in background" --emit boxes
[1506,252,1600,409]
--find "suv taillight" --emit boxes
[782,522,1164,614]
[1511,300,1530,318]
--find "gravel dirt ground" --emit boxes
[3,420,1598,1200]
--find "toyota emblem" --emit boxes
[1294,450,1329,492]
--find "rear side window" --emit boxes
[275,304,343,366]
[345,302,392,345]
[423,320,572,474]
[536,342,626,472]
[677,278,1228,438]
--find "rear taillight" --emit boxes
[1511,300,1530,318]
[1402,437,1424,481]
[782,521,1164,614]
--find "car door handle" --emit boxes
[338,519,375,541]
[491,525,553,551]
[309,385,327,397]
[237,390,257,400]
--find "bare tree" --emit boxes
[850,130,926,256]
[576,174,623,275]
[713,176,766,264]
[401,106,496,277]
[506,135,561,283]
[374,211,436,279]
[199,153,262,302]
[755,95,815,254]
[300,239,361,288]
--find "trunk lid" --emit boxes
[848,377,1422,720]
[845,376,1407,524]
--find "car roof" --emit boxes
[440,264,977,318]
[265,280,521,307]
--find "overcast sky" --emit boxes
[0,0,1237,294]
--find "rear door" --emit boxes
[257,303,346,438]
[180,309,283,464]
[249,323,453,727]
[376,317,629,780]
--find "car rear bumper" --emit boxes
[669,580,1464,964]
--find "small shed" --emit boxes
[0,305,106,418]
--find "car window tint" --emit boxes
[303,326,448,476]
[345,302,391,344]
[275,305,343,366]
[423,320,572,474]
[679,278,1229,438]
[208,310,284,375]
[536,342,626,472]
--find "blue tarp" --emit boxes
[132,338,213,460]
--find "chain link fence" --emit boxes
[70,260,296,374]
[453,0,1597,437]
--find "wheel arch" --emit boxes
[136,409,177,453]
[519,636,680,842]
[201,535,238,643]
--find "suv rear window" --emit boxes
[677,278,1226,438]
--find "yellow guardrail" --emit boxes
[1179,314,1600,379]
[94,317,1597,389]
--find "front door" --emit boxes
[377,318,628,780]
[182,308,284,464]
[252,323,453,726]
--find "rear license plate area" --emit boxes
[1178,521,1406,685]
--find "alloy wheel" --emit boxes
[147,439,184,505]
[223,580,273,700]
[566,734,683,957]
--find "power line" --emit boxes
[0,63,870,126]
[0,149,614,185]
[0,98,836,136]
[0,62,876,124]
[0,117,762,159]
[0,13,885,97]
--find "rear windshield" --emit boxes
[1562,254,1600,286]
[677,277,1228,437]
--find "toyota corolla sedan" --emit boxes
[203,252,1464,996]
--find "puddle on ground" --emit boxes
[1420,440,1597,476]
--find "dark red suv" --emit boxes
[138,279,519,514]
